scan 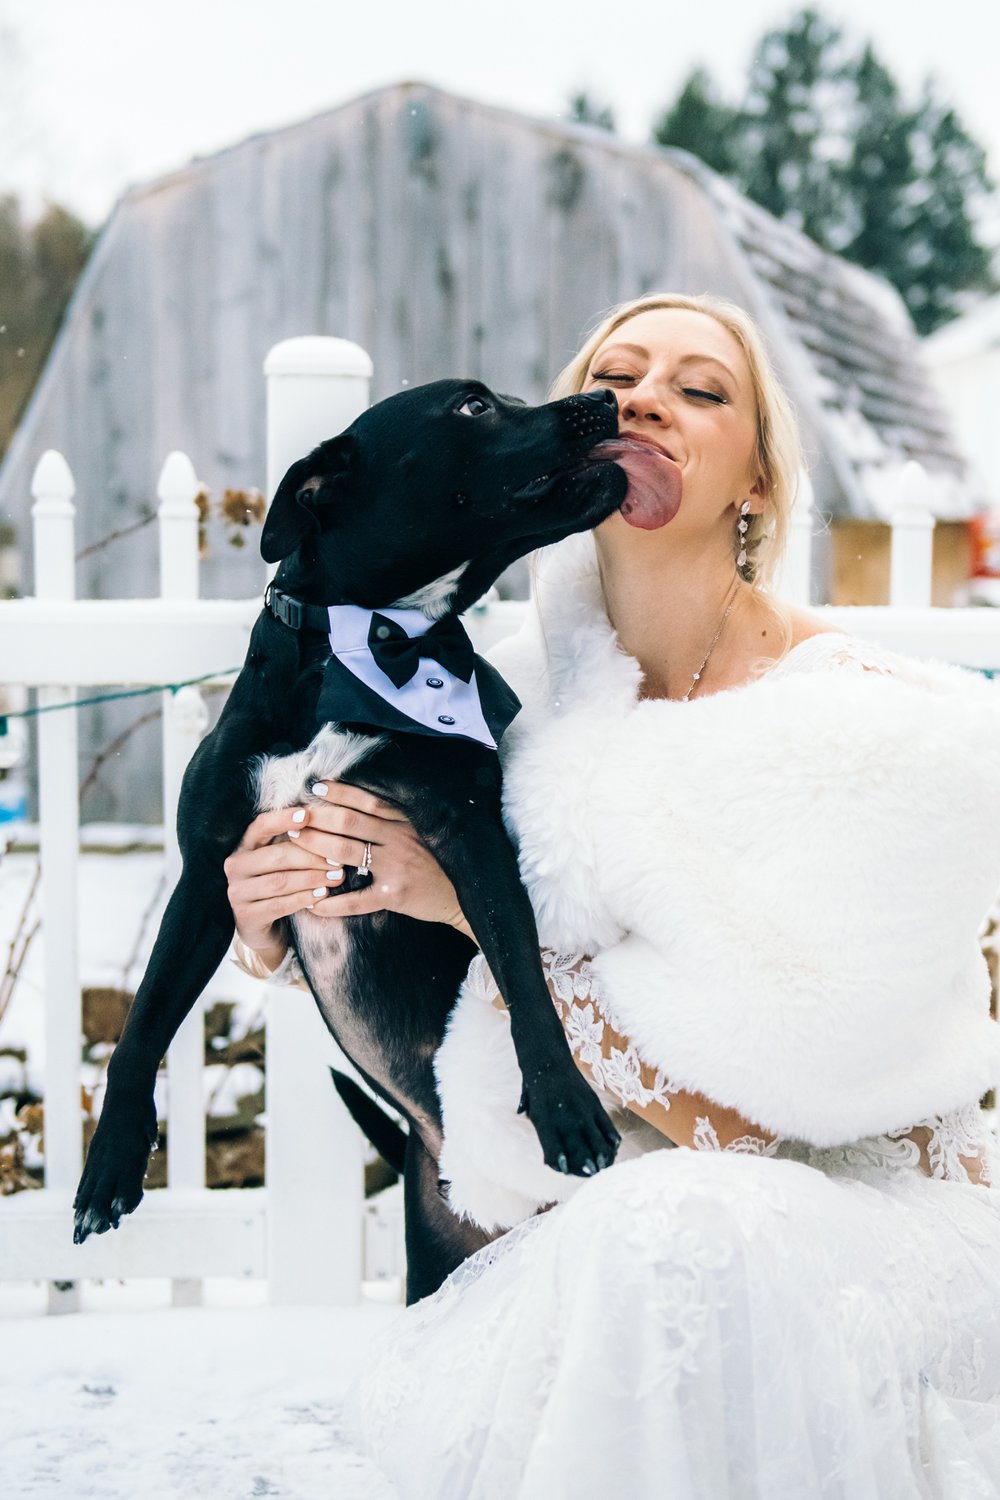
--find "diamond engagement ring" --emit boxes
[359,841,373,877]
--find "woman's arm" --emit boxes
[486,950,778,1154]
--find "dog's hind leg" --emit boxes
[74,700,269,1242]
[402,1133,496,1303]
[73,867,239,1242]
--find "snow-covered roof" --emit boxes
[923,293,1000,366]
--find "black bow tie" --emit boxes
[315,652,522,745]
[367,611,476,689]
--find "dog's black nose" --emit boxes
[576,388,618,410]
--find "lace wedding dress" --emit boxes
[352,635,1000,1498]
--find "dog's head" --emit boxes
[261,378,667,610]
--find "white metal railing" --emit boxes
[0,341,998,1312]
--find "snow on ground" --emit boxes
[0,837,402,1497]
[1,1279,401,1498]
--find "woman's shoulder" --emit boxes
[772,613,894,679]
[786,608,848,652]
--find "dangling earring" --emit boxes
[737,501,750,571]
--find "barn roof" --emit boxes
[687,162,970,521]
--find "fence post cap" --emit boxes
[30,449,76,512]
[157,450,201,512]
[264,337,373,379]
[891,460,936,522]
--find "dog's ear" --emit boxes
[260,435,357,563]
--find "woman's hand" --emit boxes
[223,785,476,962]
[293,781,476,938]
[224,805,346,965]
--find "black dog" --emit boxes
[74,378,631,1300]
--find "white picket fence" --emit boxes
[1,336,1000,1313]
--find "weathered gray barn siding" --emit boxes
[0,82,969,819]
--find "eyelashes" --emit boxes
[684,388,727,405]
[589,372,729,406]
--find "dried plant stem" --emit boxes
[74,511,156,562]
[119,869,167,993]
[0,861,40,1026]
[78,706,162,803]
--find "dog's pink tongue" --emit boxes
[594,439,682,529]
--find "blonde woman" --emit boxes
[230,295,1000,1496]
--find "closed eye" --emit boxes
[683,388,728,405]
[590,373,728,406]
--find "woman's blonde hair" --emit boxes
[549,292,803,593]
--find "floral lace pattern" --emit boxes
[483,946,995,1186]
[355,1147,1000,1498]
[539,948,685,1111]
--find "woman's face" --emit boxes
[581,307,765,547]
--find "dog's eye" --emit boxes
[457,396,492,417]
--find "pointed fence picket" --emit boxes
[0,341,997,1312]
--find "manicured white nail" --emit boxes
[288,829,300,839]
[311,782,328,797]
[291,809,306,823]
[327,867,344,882]
[312,886,327,899]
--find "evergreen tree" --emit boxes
[901,89,996,331]
[567,93,616,133]
[839,45,914,266]
[739,8,849,245]
[0,196,94,457]
[650,7,998,334]
[652,68,743,178]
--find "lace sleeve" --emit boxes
[484,950,779,1156]
[230,932,307,988]
[888,1104,994,1187]
[775,633,897,679]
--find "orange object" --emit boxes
[969,513,1000,578]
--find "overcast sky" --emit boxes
[2,0,998,227]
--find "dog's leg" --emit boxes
[72,865,238,1242]
[402,1132,495,1303]
[427,814,622,1179]
[73,684,270,1242]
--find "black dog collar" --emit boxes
[264,584,330,634]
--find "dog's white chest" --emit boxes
[253,724,385,814]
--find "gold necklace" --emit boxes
[681,574,741,701]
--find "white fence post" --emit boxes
[263,337,372,1305]
[31,450,82,1314]
[890,461,936,609]
[772,466,815,605]
[157,451,209,1307]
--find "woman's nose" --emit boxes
[619,379,672,425]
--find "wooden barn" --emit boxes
[0,80,975,819]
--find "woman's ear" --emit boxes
[743,472,769,516]
[260,434,357,563]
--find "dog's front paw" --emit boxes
[519,1071,621,1177]
[73,1090,159,1244]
